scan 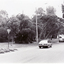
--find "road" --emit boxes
[0,43,64,63]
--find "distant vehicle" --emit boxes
[38,39,52,48]
[57,34,64,42]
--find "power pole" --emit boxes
[36,13,38,43]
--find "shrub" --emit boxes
[0,27,8,42]
[14,28,35,44]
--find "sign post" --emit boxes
[7,28,11,49]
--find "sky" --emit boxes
[0,0,63,18]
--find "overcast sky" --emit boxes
[0,0,63,18]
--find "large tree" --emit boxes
[39,15,61,39]
[7,16,20,42]
[0,27,8,42]
[46,6,56,16]
[62,4,64,18]
[35,7,45,16]
[0,10,8,27]
[14,14,36,43]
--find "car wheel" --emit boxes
[59,40,61,42]
[39,46,41,48]
[50,45,52,47]
[48,45,50,48]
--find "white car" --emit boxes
[38,39,52,48]
[57,35,64,42]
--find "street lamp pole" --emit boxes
[7,29,11,49]
[36,13,38,43]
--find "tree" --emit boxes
[7,16,20,42]
[16,14,25,21]
[0,27,8,42]
[46,6,56,16]
[35,7,45,16]
[14,14,36,43]
[15,28,35,44]
[62,4,64,13]
[20,19,32,30]
[16,14,30,21]
[62,4,64,18]
[0,10,8,27]
[39,15,61,39]
[0,10,8,19]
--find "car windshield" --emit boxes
[41,40,48,43]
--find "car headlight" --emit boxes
[39,44,42,45]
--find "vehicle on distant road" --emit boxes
[38,39,52,48]
[57,34,64,42]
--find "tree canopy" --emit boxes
[0,6,63,44]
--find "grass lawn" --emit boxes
[0,42,38,49]
[0,39,59,49]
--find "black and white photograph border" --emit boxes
[0,0,64,63]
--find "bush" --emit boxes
[14,28,35,44]
[0,27,8,42]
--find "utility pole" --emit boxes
[36,12,38,43]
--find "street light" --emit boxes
[7,28,11,49]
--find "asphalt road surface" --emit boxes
[0,43,64,63]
